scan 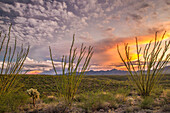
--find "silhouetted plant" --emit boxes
[0,24,30,95]
[49,34,93,107]
[117,32,170,97]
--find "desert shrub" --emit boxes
[126,97,135,106]
[109,100,119,109]
[140,96,154,109]
[76,91,117,112]
[115,94,127,104]
[150,85,163,98]
[117,32,170,97]
[115,87,130,96]
[0,24,29,95]
[27,88,40,107]
[0,24,29,112]
[162,89,170,104]
[114,87,130,103]
[49,34,93,107]
[74,92,89,103]
[0,92,29,112]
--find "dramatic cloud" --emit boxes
[0,0,169,73]
[92,32,170,70]
[23,57,62,74]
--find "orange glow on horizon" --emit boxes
[102,31,170,71]
[27,70,43,75]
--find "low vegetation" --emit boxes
[0,25,169,112]
[0,74,169,112]
[0,74,167,112]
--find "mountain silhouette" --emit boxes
[40,66,170,75]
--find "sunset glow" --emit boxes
[27,70,43,75]
[0,0,169,74]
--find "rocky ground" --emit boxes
[22,89,170,113]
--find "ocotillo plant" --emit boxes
[27,88,40,107]
[49,34,93,106]
[0,24,30,95]
[117,32,170,97]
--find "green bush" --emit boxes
[115,87,130,96]
[0,92,29,112]
[150,85,163,98]
[113,87,130,104]
[76,91,116,112]
[140,96,154,109]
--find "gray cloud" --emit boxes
[94,36,134,53]
[129,13,143,21]
[165,0,170,5]
[0,0,88,45]
[23,57,62,72]
[0,0,169,73]
[147,22,170,34]
[139,3,150,9]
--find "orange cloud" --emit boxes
[133,32,169,45]
[92,31,170,71]
[27,70,43,75]
[94,31,169,53]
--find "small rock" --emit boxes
[99,109,104,112]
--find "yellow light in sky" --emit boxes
[130,53,142,61]
[129,32,170,46]
[123,53,143,62]
[27,70,43,74]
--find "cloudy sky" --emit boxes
[0,0,170,74]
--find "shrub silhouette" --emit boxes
[0,24,29,112]
[117,32,170,97]
[49,34,93,107]
[0,24,29,95]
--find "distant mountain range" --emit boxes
[85,66,170,75]
[40,66,170,75]
[85,69,129,75]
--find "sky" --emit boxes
[0,0,170,74]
